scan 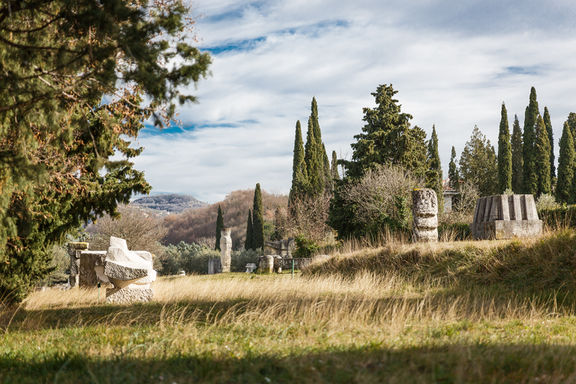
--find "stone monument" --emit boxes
[471,194,542,240]
[220,228,232,273]
[412,188,438,242]
[259,255,275,274]
[79,250,107,287]
[67,242,89,287]
[104,236,157,304]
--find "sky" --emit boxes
[132,0,576,203]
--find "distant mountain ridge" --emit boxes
[130,193,207,215]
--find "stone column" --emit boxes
[220,228,232,273]
[259,255,275,274]
[67,242,89,287]
[412,188,438,242]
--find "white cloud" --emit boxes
[134,0,576,202]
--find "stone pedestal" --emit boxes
[259,255,275,274]
[220,228,232,273]
[412,189,438,242]
[79,250,107,287]
[67,242,89,287]
[106,287,153,304]
[471,194,542,239]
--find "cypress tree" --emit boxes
[511,115,524,193]
[543,107,555,183]
[289,120,308,208]
[271,208,286,241]
[534,115,552,196]
[448,146,459,190]
[497,103,512,193]
[215,205,224,251]
[252,184,264,250]
[556,122,575,203]
[304,117,324,196]
[331,151,340,180]
[245,210,254,250]
[425,125,443,202]
[567,113,576,148]
[523,87,540,194]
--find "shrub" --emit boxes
[438,222,471,241]
[294,236,319,258]
[538,205,576,230]
[159,242,219,275]
[231,249,260,272]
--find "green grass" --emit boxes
[4,231,576,383]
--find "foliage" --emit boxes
[534,115,552,196]
[271,208,287,241]
[448,146,459,190]
[286,192,333,243]
[538,205,576,230]
[523,87,540,194]
[294,235,320,258]
[230,249,260,272]
[244,210,254,250]
[536,194,560,212]
[425,125,443,208]
[86,205,167,258]
[331,151,340,181]
[329,165,419,239]
[164,189,287,248]
[215,205,224,251]
[0,0,210,304]
[556,122,575,203]
[543,107,555,182]
[159,242,219,275]
[459,125,498,196]
[288,120,308,210]
[438,222,471,241]
[252,184,264,250]
[343,84,427,180]
[497,103,512,193]
[511,115,524,193]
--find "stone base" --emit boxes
[413,228,438,242]
[472,220,542,240]
[106,287,153,304]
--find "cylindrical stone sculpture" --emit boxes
[67,242,89,287]
[412,188,438,242]
[259,255,275,274]
[220,228,232,273]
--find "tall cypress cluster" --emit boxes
[556,122,575,203]
[425,125,443,202]
[523,87,540,194]
[497,103,512,193]
[215,205,224,251]
[511,115,524,193]
[543,107,555,184]
[534,115,552,196]
[288,120,308,210]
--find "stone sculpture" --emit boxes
[471,194,542,239]
[104,236,157,304]
[67,242,89,287]
[412,188,438,242]
[259,255,275,274]
[220,228,232,273]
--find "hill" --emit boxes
[130,193,207,215]
[163,189,288,248]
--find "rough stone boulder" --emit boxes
[104,236,157,304]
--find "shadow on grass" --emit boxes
[2,343,576,383]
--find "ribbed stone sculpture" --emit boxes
[412,188,438,242]
[104,237,157,304]
[220,228,232,273]
[471,194,542,240]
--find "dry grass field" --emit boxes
[4,230,576,383]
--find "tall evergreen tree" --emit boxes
[288,120,308,209]
[331,151,340,180]
[425,125,443,202]
[245,210,254,250]
[534,115,552,196]
[543,107,555,183]
[343,84,427,180]
[556,122,575,203]
[304,117,324,196]
[459,126,498,196]
[523,87,540,194]
[215,205,224,251]
[448,146,460,190]
[497,103,512,193]
[511,115,524,193]
[252,184,264,250]
[271,208,286,241]
[567,113,576,147]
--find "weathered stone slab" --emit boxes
[79,250,107,288]
[106,287,153,304]
[104,260,148,281]
[412,188,438,242]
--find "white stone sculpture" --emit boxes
[104,236,157,304]
[220,228,232,273]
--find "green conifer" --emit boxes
[543,107,555,183]
[289,121,308,209]
[511,115,524,193]
[534,115,552,196]
[245,210,254,250]
[304,117,324,196]
[523,87,540,194]
[425,125,443,203]
[215,205,224,251]
[448,146,459,190]
[252,184,265,250]
[331,151,340,180]
[556,122,575,203]
[497,103,512,193]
